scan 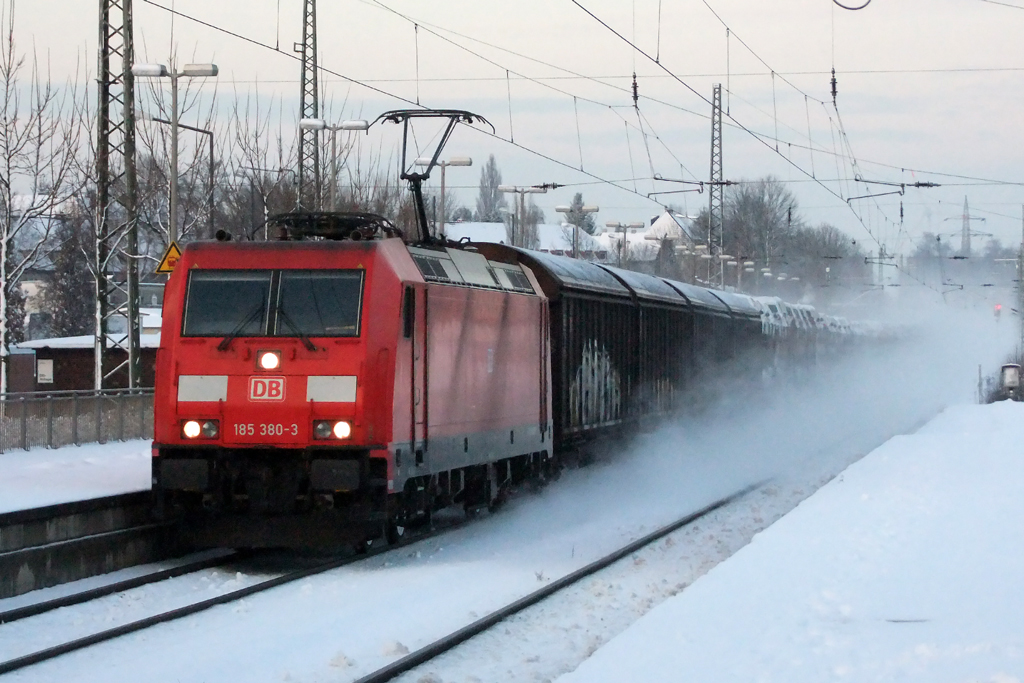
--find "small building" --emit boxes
[12,308,162,391]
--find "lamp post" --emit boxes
[605,221,645,267]
[498,185,547,248]
[298,118,370,210]
[132,63,218,244]
[555,204,599,258]
[726,259,738,289]
[414,157,471,240]
[741,260,754,290]
[145,115,214,236]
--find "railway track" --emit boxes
[0,484,756,679]
[0,550,238,625]
[0,514,465,676]
[351,484,759,683]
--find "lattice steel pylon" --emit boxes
[295,0,320,210]
[708,83,724,288]
[95,0,141,389]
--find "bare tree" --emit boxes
[0,2,83,391]
[39,198,94,336]
[474,154,506,222]
[220,89,297,240]
[134,60,218,256]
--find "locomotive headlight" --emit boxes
[181,419,219,439]
[313,421,333,440]
[313,420,352,440]
[182,420,202,439]
[258,350,281,371]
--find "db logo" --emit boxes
[249,377,286,401]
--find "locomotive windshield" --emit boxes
[182,269,364,338]
[276,270,363,337]
[183,270,271,336]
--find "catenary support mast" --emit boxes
[708,83,724,287]
[96,0,141,389]
[296,0,320,210]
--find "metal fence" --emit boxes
[0,389,154,452]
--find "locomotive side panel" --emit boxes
[420,285,547,471]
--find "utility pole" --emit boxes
[295,0,320,210]
[944,196,986,257]
[1019,205,1024,357]
[96,0,140,389]
[498,185,547,248]
[708,83,725,287]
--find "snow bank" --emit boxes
[558,401,1024,683]
[0,440,150,513]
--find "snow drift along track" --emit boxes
[351,484,759,683]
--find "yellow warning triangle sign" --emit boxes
[156,241,183,274]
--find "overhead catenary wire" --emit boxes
[569,0,941,294]
[139,0,680,214]
[142,0,1020,267]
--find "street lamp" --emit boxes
[143,113,214,236]
[605,221,644,267]
[132,63,218,244]
[299,118,370,210]
[415,156,471,240]
[555,204,599,259]
[498,185,547,247]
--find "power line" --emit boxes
[569,0,941,295]
[139,0,685,215]
[976,0,1024,9]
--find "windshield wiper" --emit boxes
[276,307,318,351]
[217,303,265,351]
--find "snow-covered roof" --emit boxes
[445,214,700,263]
[443,222,611,259]
[647,211,697,242]
[16,333,162,350]
[17,308,164,350]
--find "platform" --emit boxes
[559,401,1024,682]
[0,440,151,515]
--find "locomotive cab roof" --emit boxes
[267,211,403,242]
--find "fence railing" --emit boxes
[0,389,154,452]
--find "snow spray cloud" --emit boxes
[497,294,1015,543]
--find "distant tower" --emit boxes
[946,196,986,257]
[296,0,319,210]
[708,83,724,287]
[961,196,971,256]
[96,0,140,389]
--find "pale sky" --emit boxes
[15,0,1024,254]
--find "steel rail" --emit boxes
[0,550,240,625]
[352,484,761,683]
[0,517,467,676]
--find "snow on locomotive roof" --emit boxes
[514,249,630,297]
[597,264,685,305]
[408,245,537,293]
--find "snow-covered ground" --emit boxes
[557,401,1024,683]
[0,440,151,514]
[0,309,1015,682]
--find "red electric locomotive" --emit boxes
[152,111,555,548]
[154,213,554,548]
